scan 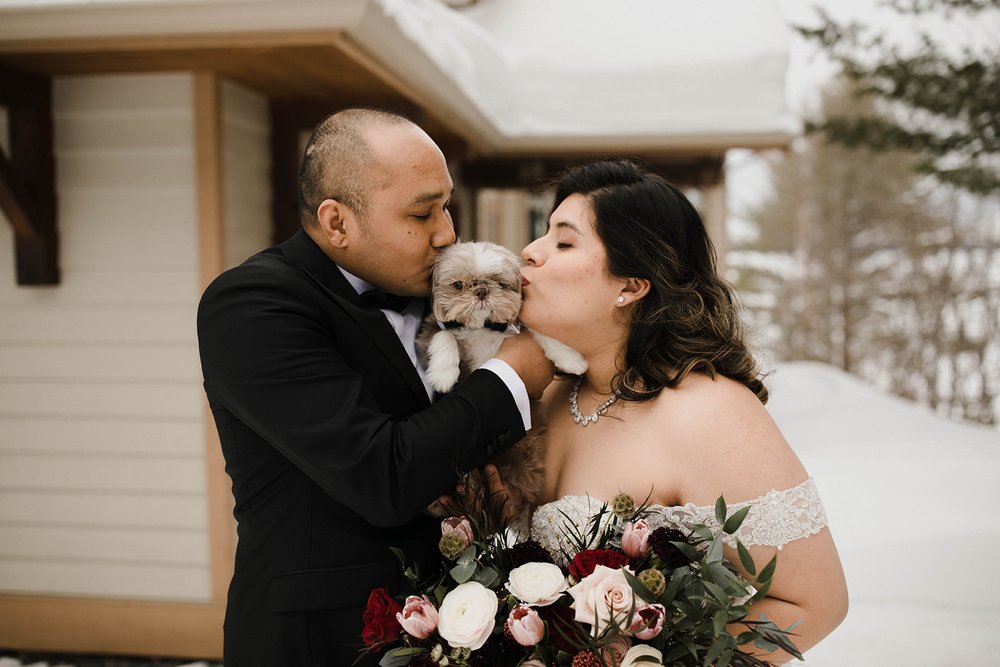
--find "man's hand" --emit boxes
[495,331,555,400]
[433,465,516,525]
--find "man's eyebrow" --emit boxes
[407,189,454,206]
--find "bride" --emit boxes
[513,160,848,663]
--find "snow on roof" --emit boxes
[0,0,795,151]
[379,0,796,148]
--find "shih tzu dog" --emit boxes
[417,241,587,519]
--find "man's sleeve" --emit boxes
[197,267,525,528]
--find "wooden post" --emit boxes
[194,71,236,606]
[0,66,59,285]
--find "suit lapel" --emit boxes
[280,230,431,409]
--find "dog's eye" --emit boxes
[452,281,464,290]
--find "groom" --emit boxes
[197,108,553,666]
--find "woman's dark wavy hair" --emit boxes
[550,160,768,404]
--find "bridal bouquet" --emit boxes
[361,493,801,667]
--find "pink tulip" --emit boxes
[621,519,652,558]
[441,516,475,550]
[395,595,439,639]
[507,604,546,646]
[629,602,666,640]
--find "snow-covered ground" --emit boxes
[766,362,1000,666]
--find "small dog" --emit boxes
[417,241,587,519]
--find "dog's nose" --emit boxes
[474,287,489,300]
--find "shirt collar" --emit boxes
[337,265,375,297]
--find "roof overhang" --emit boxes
[0,0,795,155]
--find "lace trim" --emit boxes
[529,477,828,563]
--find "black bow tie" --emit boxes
[361,289,414,313]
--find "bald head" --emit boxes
[298,108,416,228]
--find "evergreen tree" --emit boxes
[733,83,1000,425]
[797,0,1000,194]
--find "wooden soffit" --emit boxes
[0,31,464,144]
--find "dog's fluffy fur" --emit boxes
[417,241,587,518]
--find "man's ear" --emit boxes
[316,198,351,249]
[620,277,651,304]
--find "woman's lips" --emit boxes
[521,276,530,287]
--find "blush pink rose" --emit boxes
[395,594,439,640]
[601,634,633,665]
[441,516,474,550]
[621,519,653,559]
[566,564,637,636]
[506,604,545,646]
[629,602,666,640]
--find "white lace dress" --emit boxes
[530,477,829,565]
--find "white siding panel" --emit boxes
[0,269,197,305]
[55,114,195,152]
[53,74,193,113]
[0,524,209,565]
[0,73,213,602]
[0,453,205,494]
[0,381,203,419]
[0,306,197,343]
[58,150,195,191]
[0,491,208,529]
[0,345,200,381]
[0,418,203,455]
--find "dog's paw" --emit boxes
[426,365,461,393]
[530,329,588,374]
[426,330,462,393]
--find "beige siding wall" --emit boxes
[221,79,271,268]
[0,73,212,601]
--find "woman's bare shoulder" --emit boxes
[650,373,806,500]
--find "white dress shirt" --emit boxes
[337,266,531,430]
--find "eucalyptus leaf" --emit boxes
[713,609,727,636]
[706,535,724,564]
[458,544,477,565]
[714,496,727,524]
[723,505,751,534]
[450,560,476,584]
[758,555,778,583]
[473,566,499,588]
[379,646,427,667]
[751,577,773,601]
[704,637,726,667]
[737,541,756,576]
[703,581,730,606]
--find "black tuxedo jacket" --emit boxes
[197,230,525,666]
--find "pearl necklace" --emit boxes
[569,377,620,427]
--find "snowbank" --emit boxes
[767,362,1000,666]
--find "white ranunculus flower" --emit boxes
[620,644,664,667]
[505,562,568,606]
[436,581,498,650]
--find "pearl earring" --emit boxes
[616,296,625,305]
